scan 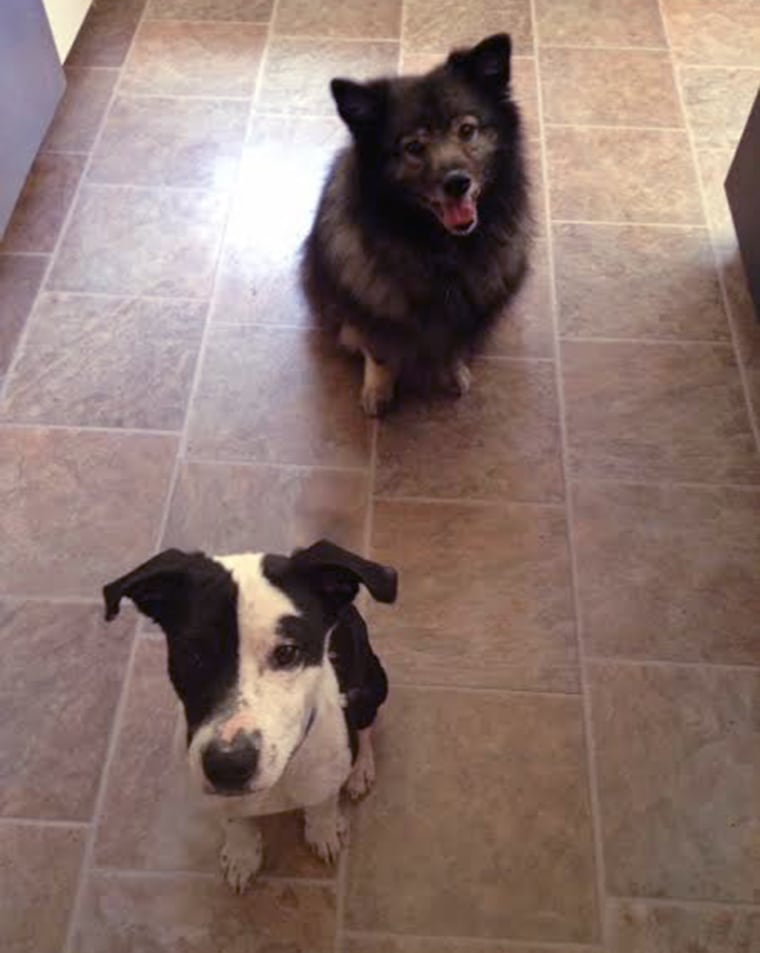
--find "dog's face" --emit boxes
[331,33,515,236]
[103,541,397,798]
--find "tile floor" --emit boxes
[0,0,759,950]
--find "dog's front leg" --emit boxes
[345,727,377,800]
[220,816,263,893]
[303,794,348,865]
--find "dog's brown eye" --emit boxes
[404,139,425,158]
[459,122,478,142]
[273,644,301,668]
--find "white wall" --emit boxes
[42,0,92,62]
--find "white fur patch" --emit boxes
[187,553,353,814]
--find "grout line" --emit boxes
[0,421,179,438]
[609,894,760,912]
[558,335,735,347]
[11,288,209,302]
[586,655,760,674]
[56,1,188,945]
[0,816,90,829]
[389,680,582,699]
[544,121,685,132]
[538,42,669,53]
[183,454,369,474]
[568,474,760,493]
[531,5,609,946]
[100,91,253,102]
[0,250,50,259]
[0,592,101,605]
[654,0,760,455]
[372,493,565,508]
[344,928,601,950]
[61,627,140,953]
[268,33,399,44]
[551,218,709,228]
[91,865,335,889]
[140,17,271,27]
[474,352,555,363]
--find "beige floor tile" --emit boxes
[43,67,119,154]
[186,326,371,468]
[212,115,345,326]
[695,147,735,245]
[89,96,248,189]
[1,295,205,430]
[590,662,760,902]
[402,0,533,56]
[541,49,681,128]
[535,0,666,47]
[0,153,85,254]
[573,482,760,665]
[68,0,147,67]
[77,872,337,952]
[0,254,47,374]
[96,639,330,878]
[122,21,266,97]
[275,0,402,39]
[164,460,368,554]
[369,500,578,692]
[47,184,227,297]
[554,224,729,341]
[483,239,554,358]
[346,687,596,941]
[145,0,273,19]
[662,0,760,67]
[546,128,703,224]
[376,360,563,502]
[562,340,760,484]
[0,428,177,596]
[606,899,760,952]
[258,38,399,115]
[0,600,134,820]
[0,823,85,953]
[680,67,760,149]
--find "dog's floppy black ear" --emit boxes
[447,33,512,96]
[103,549,199,631]
[330,78,386,134]
[287,539,397,609]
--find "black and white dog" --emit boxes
[103,540,397,892]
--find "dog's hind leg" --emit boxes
[220,817,263,893]
[304,794,348,864]
[345,727,376,800]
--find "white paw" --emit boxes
[345,755,376,801]
[220,821,263,894]
[304,809,348,865]
[444,361,472,398]
[361,381,393,418]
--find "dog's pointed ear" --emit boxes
[330,78,386,134]
[278,539,397,610]
[103,549,199,631]
[447,33,512,96]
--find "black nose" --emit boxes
[202,732,260,793]
[442,170,472,199]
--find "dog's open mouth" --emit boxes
[426,194,480,236]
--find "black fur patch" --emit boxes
[302,33,530,392]
[103,551,240,739]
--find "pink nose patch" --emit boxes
[219,711,254,743]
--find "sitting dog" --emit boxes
[103,540,397,892]
[302,32,530,416]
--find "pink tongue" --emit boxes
[442,198,476,229]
